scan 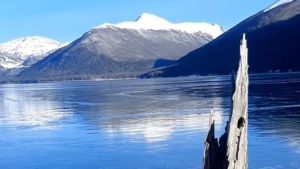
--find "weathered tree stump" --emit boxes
[203,34,249,169]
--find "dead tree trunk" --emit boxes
[227,33,249,169]
[203,109,221,169]
[203,34,249,169]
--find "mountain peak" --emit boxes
[135,13,169,24]
[0,36,59,45]
[0,36,63,60]
[95,13,224,39]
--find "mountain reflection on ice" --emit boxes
[103,110,223,143]
[0,76,227,140]
[0,84,70,127]
[0,73,299,169]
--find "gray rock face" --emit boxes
[16,27,212,82]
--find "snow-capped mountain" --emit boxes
[16,13,223,82]
[264,0,295,12]
[0,36,65,69]
[143,0,300,78]
[96,13,224,39]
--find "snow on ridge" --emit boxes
[0,36,67,70]
[95,13,224,39]
[0,36,64,59]
[264,0,295,12]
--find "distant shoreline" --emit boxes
[1,71,300,85]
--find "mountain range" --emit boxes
[2,0,299,83]
[13,13,223,82]
[143,0,300,77]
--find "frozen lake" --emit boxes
[0,73,300,169]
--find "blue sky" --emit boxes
[1,0,275,43]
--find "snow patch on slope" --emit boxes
[264,0,295,12]
[0,57,20,69]
[96,13,224,39]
